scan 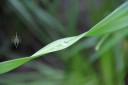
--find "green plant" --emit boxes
[0,1,128,76]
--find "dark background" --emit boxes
[0,0,128,85]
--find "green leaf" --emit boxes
[0,57,32,74]
[0,1,128,75]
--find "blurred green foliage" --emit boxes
[0,0,128,85]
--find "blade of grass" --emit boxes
[0,1,128,75]
[8,0,50,42]
[66,0,79,35]
[100,50,115,85]
[24,0,68,36]
[90,28,128,61]
[95,35,109,51]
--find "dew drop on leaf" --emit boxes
[61,41,68,47]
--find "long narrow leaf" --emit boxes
[0,1,128,74]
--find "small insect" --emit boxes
[12,32,21,48]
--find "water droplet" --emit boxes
[61,41,68,47]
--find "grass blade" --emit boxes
[0,1,128,74]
